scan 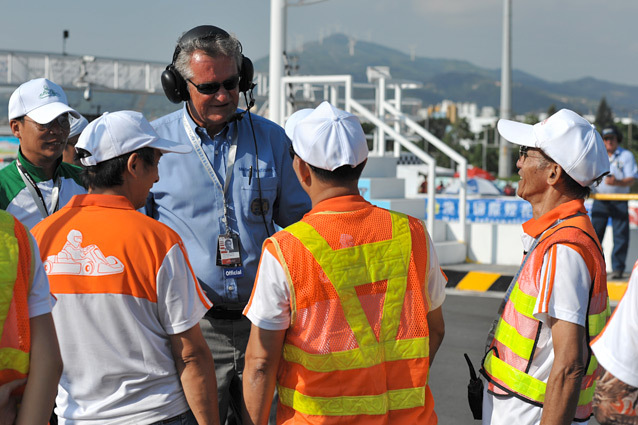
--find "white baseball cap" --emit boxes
[69,114,89,139]
[8,78,80,123]
[497,109,610,187]
[76,110,191,166]
[284,101,368,171]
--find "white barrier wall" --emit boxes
[446,220,638,274]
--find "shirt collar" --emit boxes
[182,103,235,141]
[64,194,135,210]
[521,199,587,238]
[17,149,62,182]
[307,195,371,216]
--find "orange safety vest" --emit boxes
[268,207,436,425]
[0,211,32,393]
[482,215,609,421]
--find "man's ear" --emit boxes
[296,157,312,185]
[126,153,141,178]
[10,120,21,139]
[547,163,563,186]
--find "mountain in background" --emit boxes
[254,34,638,116]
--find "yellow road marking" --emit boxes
[456,271,500,292]
[607,282,628,302]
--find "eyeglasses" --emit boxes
[187,75,240,95]
[519,146,553,163]
[24,114,70,131]
[289,143,297,161]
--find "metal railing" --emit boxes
[0,50,165,94]
[280,74,468,243]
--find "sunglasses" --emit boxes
[24,114,70,131]
[187,75,240,95]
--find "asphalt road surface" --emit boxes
[429,291,602,425]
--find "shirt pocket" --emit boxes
[240,176,278,223]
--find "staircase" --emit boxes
[360,156,466,265]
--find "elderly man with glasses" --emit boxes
[0,78,86,228]
[480,110,611,425]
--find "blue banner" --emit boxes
[427,197,534,223]
[427,197,596,224]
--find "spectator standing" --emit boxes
[591,126,638,279]
[242,102,446,425]
[62,114,89,165]
[149,25,310,423]
[0,78,85,228]
[481,109,611,425]
[32,111,220,425]
[590,259,638,424]
[0,210,62,425]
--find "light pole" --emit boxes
[268,0,331,125]
[498,0,512,178]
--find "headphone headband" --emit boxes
[171,26,235,63]
[161,25,253,104]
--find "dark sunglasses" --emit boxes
[187,75,240,95]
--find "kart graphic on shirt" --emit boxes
[44,229,124,276]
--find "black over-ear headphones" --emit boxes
[161,25,254,104]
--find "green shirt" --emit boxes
[0,151,86,228]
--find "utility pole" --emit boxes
[269,0,286,125]
[498,0,512,178]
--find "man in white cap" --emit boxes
[480,109,611,425]
[0,78,86,228]
[31,111,220,425]
[241,101,447,425]
[62,114,89,165]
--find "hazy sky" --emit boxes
[2,0,637,86]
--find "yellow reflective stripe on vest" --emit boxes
[588,301,610,336]
[485,350,596,406]
[0,212,19,343]
[278,384,426,416]
[0,347,29,374]
[285,211,415,369]
[509,283,536,320]
[484,350,546,402]
[284,337,429,372]
[586,356,598,376]
[578,383,595,406]
[493,318,535,360]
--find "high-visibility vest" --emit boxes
[0,211,31,393]
[269,207,436,425]
[482,215,609,421]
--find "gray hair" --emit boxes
[174,31,243,81]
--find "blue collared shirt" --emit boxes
[148,105,311,305]
[596,146,638,195]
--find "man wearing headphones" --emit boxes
[148,25,311,424]
[591,126,638,279]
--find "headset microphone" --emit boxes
[228,85,256,123]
